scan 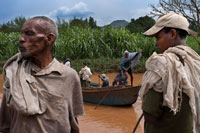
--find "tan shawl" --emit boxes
[139,45,200,133]
[3,53,46,115]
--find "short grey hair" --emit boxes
[28,16,58,41]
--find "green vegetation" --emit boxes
[0,32,20,60]
[0,26,156,73]
[126,16,155,33]
[53,27,156,60]
[0,16,26,33]
[0,16,199,74]
[71,57,146,74]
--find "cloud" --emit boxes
[49,2,94,19]
[130,7,152,19]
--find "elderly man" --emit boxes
[0,16,84,133]
[139,12,200,133]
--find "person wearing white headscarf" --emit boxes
[99,74,110,87]
[120,50,141,86]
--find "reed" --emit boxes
[0,27,200,73]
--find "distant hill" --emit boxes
[106,20,129,28]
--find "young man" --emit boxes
[0,16,84,133]
[79,62,92,87]
[139,12,200,133]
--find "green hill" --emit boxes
[107,20,129,28]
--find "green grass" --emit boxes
[67,57,146,74]
[0,27,200,74]
[0,60,6,74]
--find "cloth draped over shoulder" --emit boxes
[120,51,142,69]
[139,45,200,133]
[3,53,46,115]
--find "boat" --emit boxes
[82,85,140,106]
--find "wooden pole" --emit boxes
[132,113,144,133]
[94,90,111,110]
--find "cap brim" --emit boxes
[188,29,198,36]
[143,25,164,37]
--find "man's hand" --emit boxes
[124,68,129,71]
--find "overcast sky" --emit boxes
[0,0,159,26]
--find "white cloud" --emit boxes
[49,2,94,19]
[130,7,152,19]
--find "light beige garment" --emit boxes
[139,45,200,133]
[0,53,84,133]
[3,53,46,115]
[79,66,92,81]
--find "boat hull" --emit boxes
[82,86,140,106]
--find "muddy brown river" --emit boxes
[0,73,144,133]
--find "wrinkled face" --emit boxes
[19,19,48,57]
[155,30,172,53]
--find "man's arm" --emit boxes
[0,94,11,133]
[71,118,79,133]
[142,89,163,124]
[70,72,84,133]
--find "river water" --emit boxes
[0,73,144,133]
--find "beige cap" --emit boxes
[144,12,197,36]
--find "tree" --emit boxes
[0,16,26,33]
[69,17,89,28]
[56,17,69,33]
[88,16,97,28]
[126,16,155,33]
[149,0,200,31]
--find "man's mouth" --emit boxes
[19,46,26,52]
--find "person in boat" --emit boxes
[63,58,71,67]
[0,16,84,133]
[79,62,92,87]
[99,73,110,87]
[120,50,141,86]
[139,12,200,133]
[112,70,128,86]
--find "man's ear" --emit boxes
[46,33,55,46]
[170,29,177,40]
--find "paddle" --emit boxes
[94,90,111,110]
[132,113,144,133]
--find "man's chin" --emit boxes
[20,52,31,58]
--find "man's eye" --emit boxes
[25,31,34,35]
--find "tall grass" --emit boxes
[0,32,19,60]
[0,27,200,63]
[53,26,157,60]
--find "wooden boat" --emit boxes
[82,85,140,106]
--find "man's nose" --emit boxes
[19,35,25,44]
[155,40,158,47]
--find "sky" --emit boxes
[0,0,159,26]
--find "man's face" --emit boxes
[82,64,86,68]
[155,30,172,53]
[125,53,129,58]
[19,19,47,57]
